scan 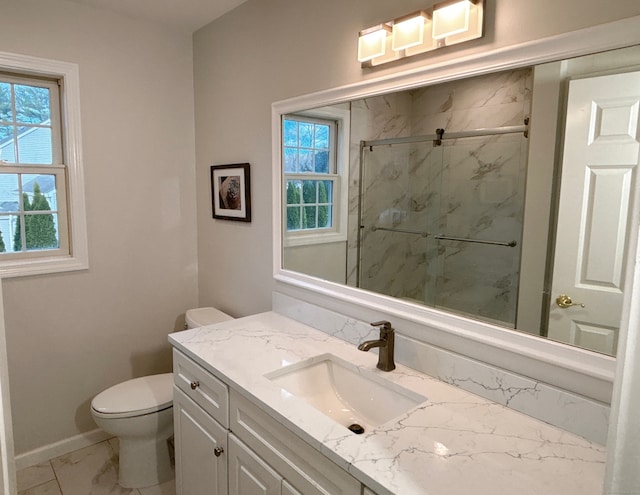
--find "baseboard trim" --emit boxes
[15,429,111,471]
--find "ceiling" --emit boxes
[66,0,249,33]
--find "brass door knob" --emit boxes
[556,294,585,309]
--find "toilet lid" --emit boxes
[185,307,233,328]
[92,373,173,416]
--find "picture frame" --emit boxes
[210,163,251,222]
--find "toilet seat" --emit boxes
[91,373,173,419]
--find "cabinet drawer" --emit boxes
[173,349,229,427]
[230,390,361,495]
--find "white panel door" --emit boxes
[282,480,303,495]
[548,70,640,354]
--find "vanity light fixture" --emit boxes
[432,0,471,39]
[357,24,392,63]
[358,0,484,67]
[391,11,429,52]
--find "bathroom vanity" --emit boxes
[169,311,605,495]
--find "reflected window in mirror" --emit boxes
[282,107,351,254]
[284,116,335,233]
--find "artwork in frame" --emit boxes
[210,163,251,222]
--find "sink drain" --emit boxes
[348,423,365,435]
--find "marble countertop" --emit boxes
[168,311,606,495]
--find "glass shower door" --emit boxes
[358,140,443,304]
[432,133,528,327]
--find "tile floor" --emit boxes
[16,439,175,495]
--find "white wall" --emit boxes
[0,283,16,495]
[194,0,640,318]
[0,0,198,455]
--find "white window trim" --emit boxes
[0,51,88,277]
[283,107,350,248]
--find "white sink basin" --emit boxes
[265,353,426,432]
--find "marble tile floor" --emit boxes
[16,439,175,495]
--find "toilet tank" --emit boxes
[185,307,234,329]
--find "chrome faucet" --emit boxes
[358,321,396,371]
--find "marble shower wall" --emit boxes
[348,68,532,326]
[346,92,413,285]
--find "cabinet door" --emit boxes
[229,434,282,495]
[174,387,228,495]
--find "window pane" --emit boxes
[318,205,331,228]
[303,206,317,228]
[286,180,301,205]
[302,181,317,204]
[283,147,298,173]
[299,149,314,172]
[283,120,298,147]
[315,124,329,149]
[321,180,333,203]
[0,174,19,212]
[0,215,17,253]
[287,206,302,230]
[18,127,52,164]
[0,125,15,163]
[15,84,50,125]
[314,150,329,173]
[0,83,12,122]
[299,122,313,148]
[24,212,59,251]
[22,174,57,211]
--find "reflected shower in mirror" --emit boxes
[281,45,640,357]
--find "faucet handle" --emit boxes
[370,320,392,332]
[371,320,391,330]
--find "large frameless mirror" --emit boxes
[278,44,640,358]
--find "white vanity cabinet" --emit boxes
[173,349,230,495]
[173,388,228,495]
[172,349,363,495]
[229,390,361,495]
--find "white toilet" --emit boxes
[90,307,233,489]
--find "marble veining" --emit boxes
[169,310,605,495]
[272,292,610,445]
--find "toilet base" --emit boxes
[118,434,174,488]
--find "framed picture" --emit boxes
[210,163,251,222]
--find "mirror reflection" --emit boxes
[282,46,640,357]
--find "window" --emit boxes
[282,109,349,246]
[283,116,336,231]
[0,74,67,256]
[0,52,87,277]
